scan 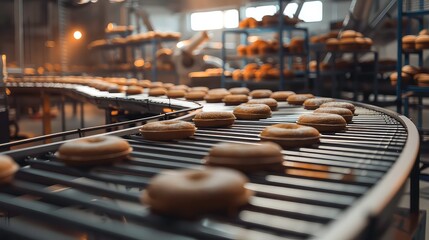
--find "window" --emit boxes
[224,10,239,29]
[245,5,277,21]
[190,9,239,31]
[283,3,298,18]
[299,1,323,22]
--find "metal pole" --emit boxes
[14,0,24,75]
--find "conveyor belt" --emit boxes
[0,94,420,240]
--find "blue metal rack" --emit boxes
[220,0,310,91]
[396,0,429,129]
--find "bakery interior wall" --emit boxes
[2,0,428,73]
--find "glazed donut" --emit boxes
[205,92,230,103]
[260,123,320,148]
[162,83,175,90]
[250,89,273,99]
[139,120,196,141]
[193,111,236,128]
[56,135,132,166]
[229,87,250,95]
[149,87,167,96]
[108,85,124,93]
[166,89,186,98]
[205,142,284,172]
[0,155,19,183]
[185,91,206,101]
[233,104,272,120]
[149,82,164,88]
[270,91,296,101]
[314,107,354,123]
[287,94,315,105]
[223,94,249,105]
[208,88,229,94]
[170,84,189,92]
[320,102,356,114]
[142,168,252,218]
[297,113,347,132]
[190,86,209,93]
[138,80,152,88]
[125,85,143,95]
[303,98,335,110]
[247,98,278,110]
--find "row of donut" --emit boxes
[402,29,429,51]
[390,65,429,87]
[238,15,301,29]
[231,63,295,81]
[88,31,181,49]
[0,139,250,219]
[311,30,373,52]
[236,38,306,56]
[0,95,356,219]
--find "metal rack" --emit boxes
[311,50,379,102]
[91,38,179,82]
[396,0,429,125]
[0,98,421,240]
[221,0,310,91]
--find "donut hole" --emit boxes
[187,171,208,181]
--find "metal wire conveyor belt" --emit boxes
[0,91,420,240]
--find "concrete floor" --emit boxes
[11,94,429,239]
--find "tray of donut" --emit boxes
[0,87,400,240]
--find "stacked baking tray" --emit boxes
[0,100,419,240]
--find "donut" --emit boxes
[297,113,347,132]
[56,136,132,166]
[232,70,244,81]
[270,91,296,101]
[141,168,252,218]
[190,86,209,93]
[138,80,152,88]
[229,87,250,95]
[260,123,320,148]
[204,92,230,103]
[162,83,174,90]
[108,85,124,93]
[193,111,236,128]
[303,98,335,110]
[208,88,229,94]
[287,94,315,105]
[185,91,206,101]
[204,142,284,172]
[166,89,186,98]
[237,45,247,56]
[314,107,353,123]
[139,120,196,141]
[125,85,143,95]
[402,35,417,51]
[390,72,412,86]
[149,87,167,96]
[415,35,429,49]
[250,89,273,99]
[170,84,189,92]
[149,82,164,88]
[320,102,356,114]
[0,155,19,183]
[247,98,278,110]
[233,104,272,120]
[223,94,249,105]
[326,38,340,52]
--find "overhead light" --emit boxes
[73,31,82,40]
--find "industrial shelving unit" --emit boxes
[220,0,309,90]
[397,0,429,183]
[311,49,379,102]
[397,0,429,126]
[91,37,179,83]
